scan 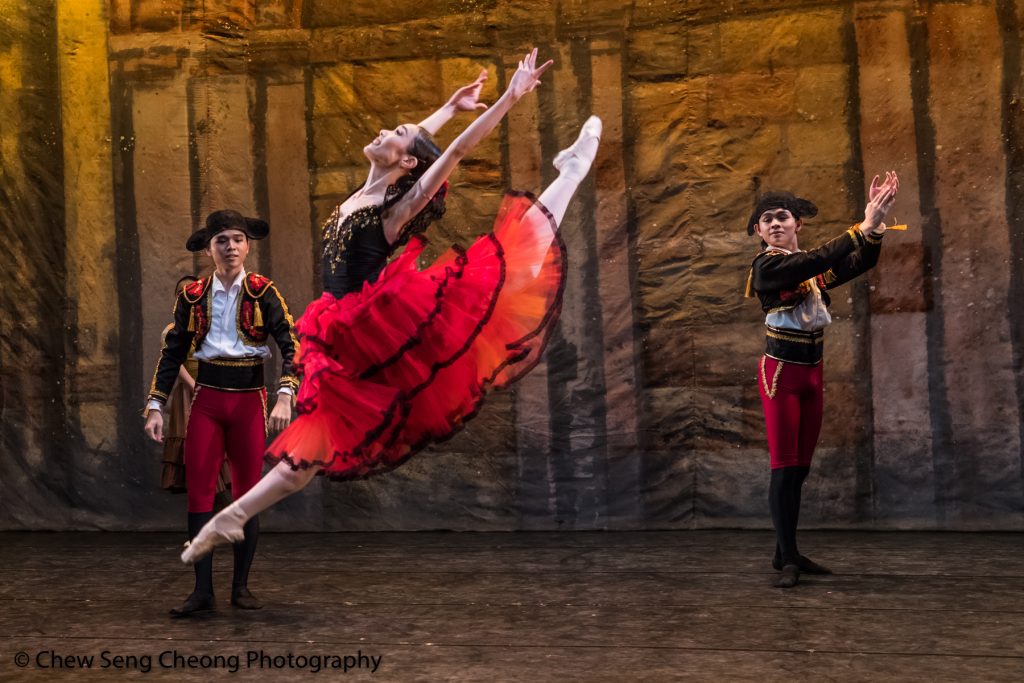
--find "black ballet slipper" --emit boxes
[772,552,832,575]
[169,591,215,617]
[231,586,262,610]
[773,564,800,589]
[796,556,832,574]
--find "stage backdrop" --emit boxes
[2,0,1023,531]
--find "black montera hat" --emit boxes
[186,210,269,252]
[746,191,818,235]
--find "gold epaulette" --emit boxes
[182,277,211,304]
[244,272,273,298]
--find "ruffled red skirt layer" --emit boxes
[265,191,566,480]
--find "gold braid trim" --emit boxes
[847,225,866,249]
[260,387,269,435]
[234,285,247,344]
[194,383,264,393]
[245,274,271,330]
[765,329,824,345]
[760,355,784,399]
[271,284,301,391]
[182,277,211,304]
[244,274,273,298]
[147,298,179,406]
[202,357,264,367]
[196,283,212,342]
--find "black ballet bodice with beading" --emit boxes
[321,204,394,297]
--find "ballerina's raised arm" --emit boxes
[382,48,552,243]
[417,69,490,136]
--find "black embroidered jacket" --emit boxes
[745,225,883,313]
[147,273,300,404]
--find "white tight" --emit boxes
[232,462,317,521]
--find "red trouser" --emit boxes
[758,356,823,469]
[184,386,267,512]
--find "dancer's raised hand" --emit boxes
[507,48,553,100]
[868,171,898,202]
[419,69,490,135]
[863,170,899,235]
[388,49,552,241]
[447,70,489,112]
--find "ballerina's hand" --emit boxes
[448,70,489,112]
[506,48,553,100]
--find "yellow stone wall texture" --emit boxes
[1,0,1022,530]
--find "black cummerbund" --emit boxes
[197,358,265,390]
[764,325,824,365]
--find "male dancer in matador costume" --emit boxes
[144,209,299,615]
[745,172,899,588]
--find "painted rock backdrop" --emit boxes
[1,0,1023,530]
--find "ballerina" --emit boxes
[181,48,602,565]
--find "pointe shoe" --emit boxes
[180,503,246,565]
[553,115,602,171]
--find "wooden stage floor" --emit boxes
[1,530,1021,681]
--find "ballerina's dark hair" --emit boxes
[382,129,448,244]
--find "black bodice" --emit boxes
[321,204,393,297]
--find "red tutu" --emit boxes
[266,191,566,479]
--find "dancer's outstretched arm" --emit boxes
[753,172,899,292]
[417,70,489,136]
[821,171,900,289]
[384,48,552,241]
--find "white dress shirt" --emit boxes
[194,270,273,362]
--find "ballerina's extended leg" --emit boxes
[181,463,318,564]
[512,116,602,283]
[541,115,602,225]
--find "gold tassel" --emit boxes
[744,269,754,298]
[187,306,196,332]
[254,303,263,328]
